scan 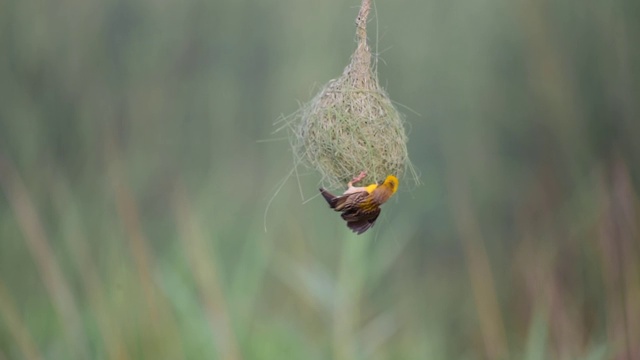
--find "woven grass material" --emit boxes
[282,0,415,188]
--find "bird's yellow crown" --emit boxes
[383,175,399,194]
[364,175,399,194]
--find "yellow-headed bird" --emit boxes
[319,172,398,234]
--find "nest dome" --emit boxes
[281,0,416,188]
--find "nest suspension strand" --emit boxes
[282,0,415,189]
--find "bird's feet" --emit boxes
[347,171,367,188]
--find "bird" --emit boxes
[319,172,398,234]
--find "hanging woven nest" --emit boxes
[281,0,416,188]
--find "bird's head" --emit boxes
[381,175,399,194]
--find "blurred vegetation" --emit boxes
[1,0,639,359]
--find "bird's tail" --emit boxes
[319,188,338,208]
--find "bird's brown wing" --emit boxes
[340,194,382,234]
[320,189,381,234]
[333,191,369,212]
[345,207,381,234]
[339,194,377,220]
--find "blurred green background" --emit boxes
[1,0,639,359]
